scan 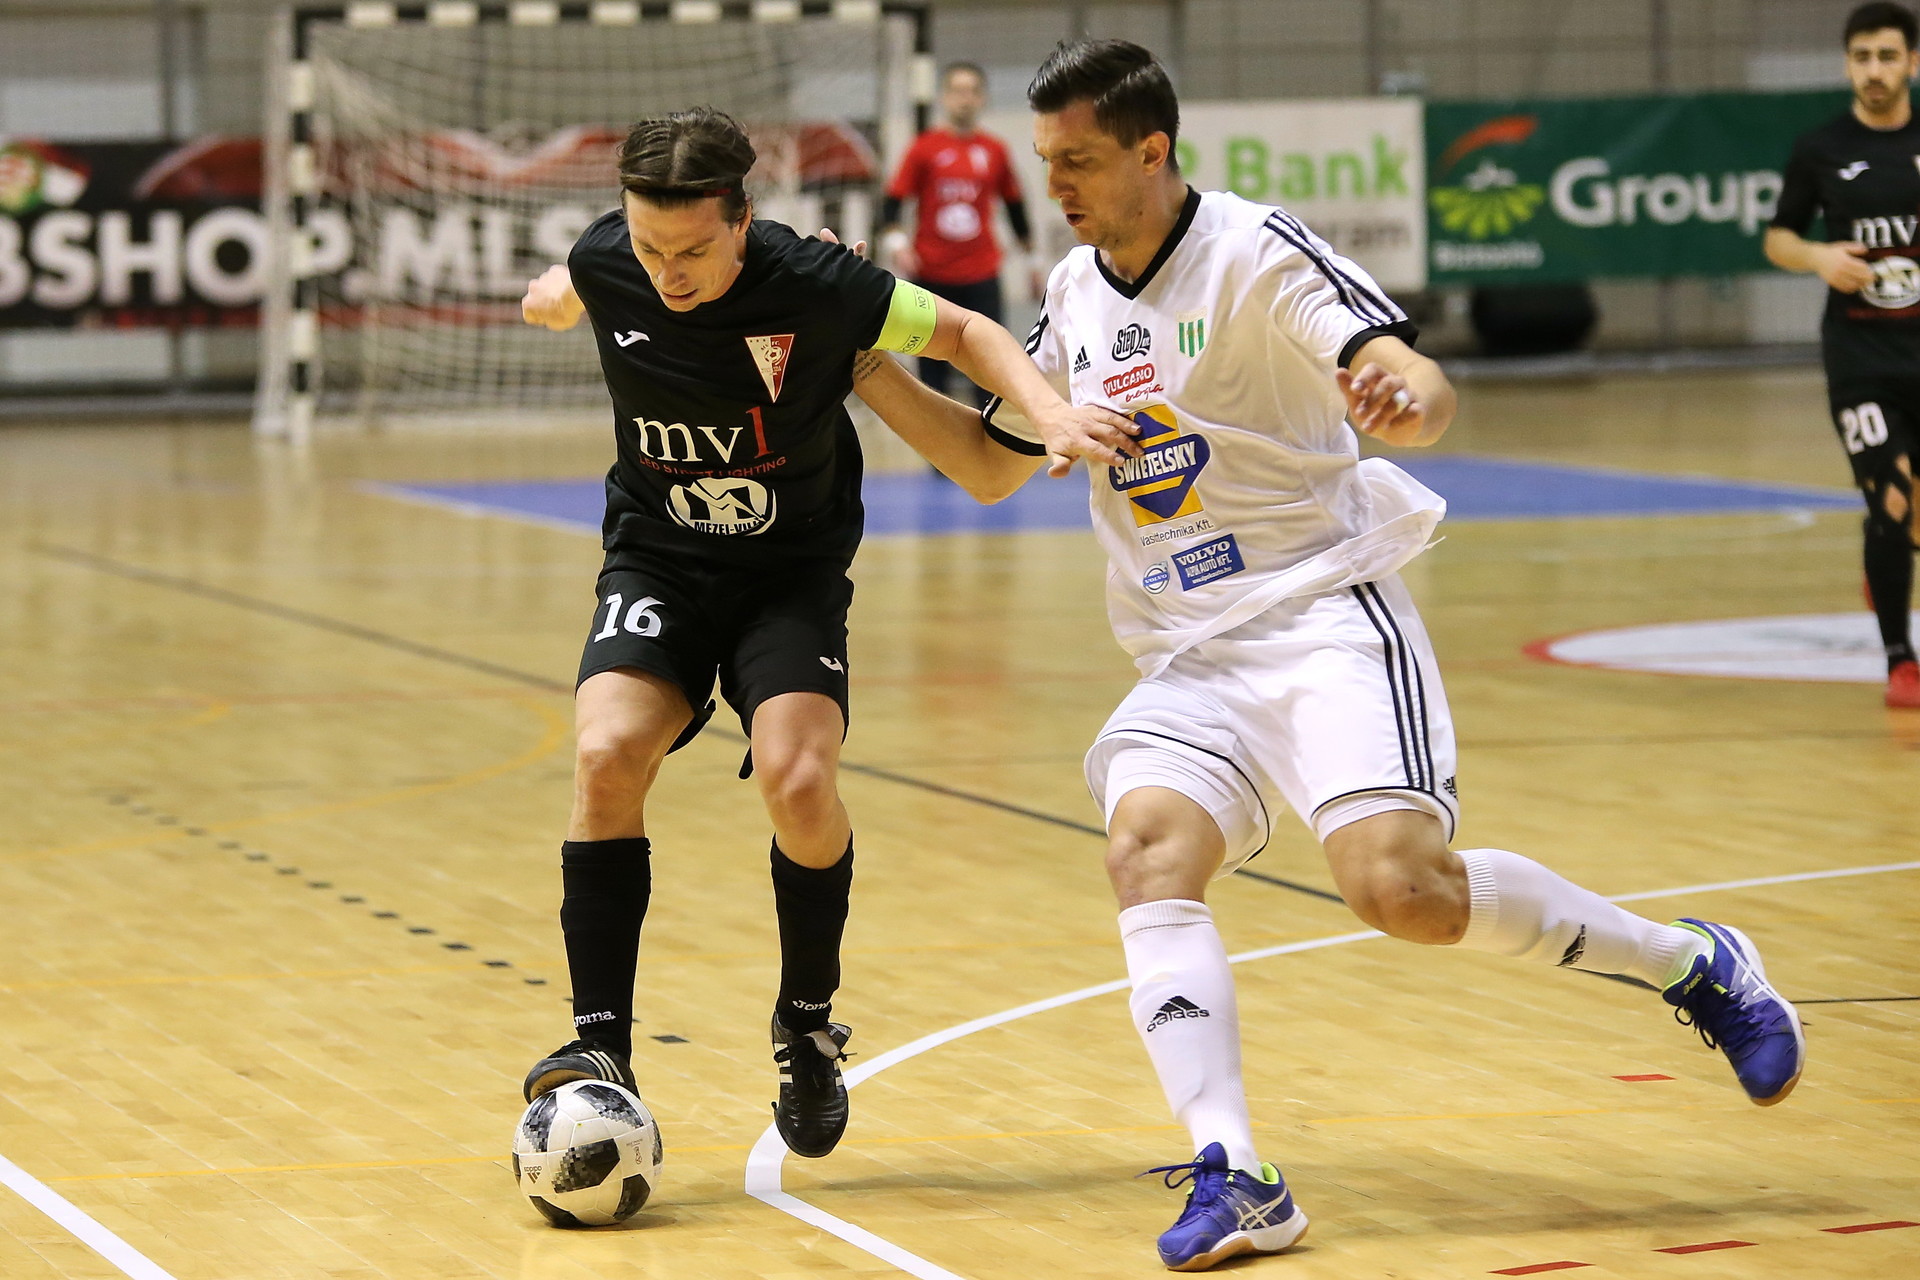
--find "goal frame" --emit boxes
[257,0,932,438]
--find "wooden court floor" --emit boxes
[0,365,1915,1279]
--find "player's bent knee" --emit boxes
[573,726,668,804]
[1325,817,1468,944]
[755,750,841,825]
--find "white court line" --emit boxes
[743,861,1920,1278]
[0,1151,178,1280]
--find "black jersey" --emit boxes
[1774,109,1920,377]
[568,210,897,564]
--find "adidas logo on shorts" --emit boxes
[1145,995,1211,1032]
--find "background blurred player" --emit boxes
[880,62,1043,407]
[1766,1,1920,709]
[516,108,1136,1163]
[850,40,1810,1271]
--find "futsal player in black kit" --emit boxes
[515,109,1138,1160]
[1768,2,1920,708]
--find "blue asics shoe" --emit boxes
[1144,1142,1309,1271]
[1663,919,1805,1105]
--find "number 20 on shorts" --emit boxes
[1840,401,1890,455]
[594,592,664,640]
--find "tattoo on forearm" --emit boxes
[851,349,884,383]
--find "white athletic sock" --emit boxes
[1454,848,1707,989]
[1118,899,1260,1173]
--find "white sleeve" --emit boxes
[979,299,1069,457]
[1260,208,1418,369]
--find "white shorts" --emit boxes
[1085,574,1460,877]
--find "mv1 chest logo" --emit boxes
[668,476,776,536]
[1854,219,1920,309]
[1107,404,1214,545]
[1110,322,1151,361]
[744,334,794,401]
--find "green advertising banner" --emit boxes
[1426,90,1848,284]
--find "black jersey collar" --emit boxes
[1095,186,1201,300]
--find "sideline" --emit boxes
[0,1151,177,1280]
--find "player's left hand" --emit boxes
[1033,402,1145,477]
[1338,363,1425,447]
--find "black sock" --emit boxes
[560,837,651,1056]
[770,838,854,1035]
[1864,516,1916,670]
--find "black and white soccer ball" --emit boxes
[512,1080,663,1227]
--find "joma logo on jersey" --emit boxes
[1854,215,1919,249]
[1111,322,1151,361]
[1108,405,1211,529]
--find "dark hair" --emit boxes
[1028,39,1179,159]
[1847,1,1918,48]
[616,108,754,224]
[943,61,987,88]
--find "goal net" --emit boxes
[257,2,925,436]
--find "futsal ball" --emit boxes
[512,1080,663,1227]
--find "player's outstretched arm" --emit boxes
[849,351,1043,504]
[1339,335,1456,448]
[521,264,585,331]
[915,298,1142,477]
[1762,226,1874,293]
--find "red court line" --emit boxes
[1490,1265,1591,1276]
[1612,1073,1674,1082]
[1655,1240,1755,1254]
[1822,1220,1919,1234]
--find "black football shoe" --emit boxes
[770,1015,851,1158]
[522,1039,636,1103]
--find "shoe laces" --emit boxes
[775,1030,848,1089]
[1672,973,1788,1055]
[1140,1157,1231,1224]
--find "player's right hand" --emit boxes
[522,264,585,331]
[1819,241,1875,293]
[1033,402,1144,478]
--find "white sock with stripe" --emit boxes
[1119,899,1260,1172]
[1453,848,1707,988]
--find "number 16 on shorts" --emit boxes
[594,592,664,640]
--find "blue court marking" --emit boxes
[370,456,1855,538]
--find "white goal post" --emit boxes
[256,0,931,438]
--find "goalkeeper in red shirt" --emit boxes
[880,61,1041,406]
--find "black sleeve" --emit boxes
[564,210,629,325]
[1771,137,1820,234]
[1338,319,1419,369]
[792,234,898,350]
[1004,199,1031,244]
[880,195,904,227]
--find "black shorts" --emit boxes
[1826,375,1920,489]
[575,545,853,749]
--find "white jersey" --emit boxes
[985,188,1446,677]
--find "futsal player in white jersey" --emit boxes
[851,40,1809,1273]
